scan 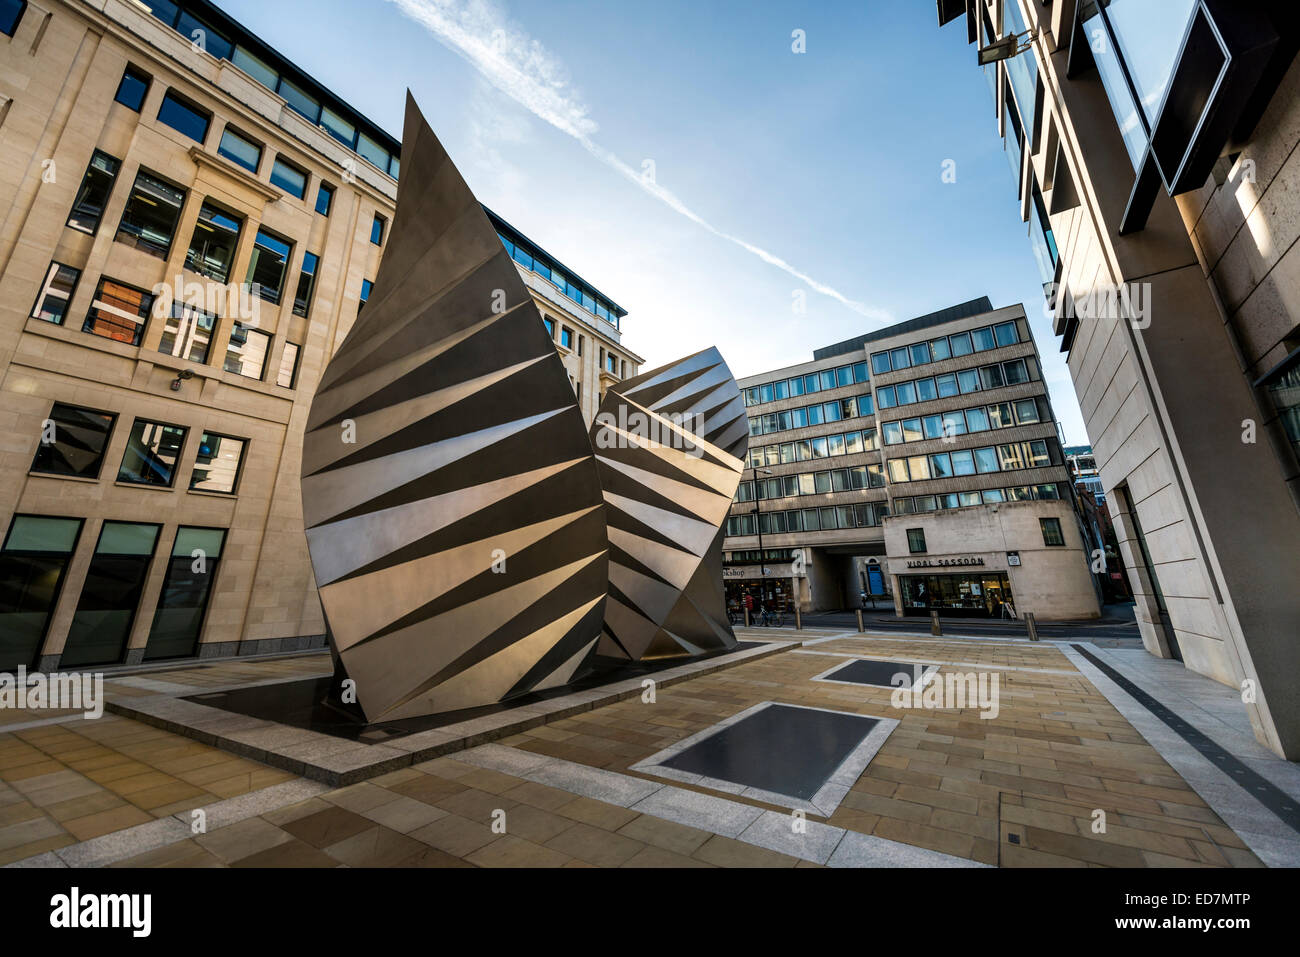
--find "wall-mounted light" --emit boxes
[978,30,1036,66]
[170,369,195,392]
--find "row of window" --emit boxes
[32,269,300,388]
[746,427,879,469]
[32,403,247,495]
[891,482,1066,516]
[876,357,1035,411]
[133,0,401,178]
[726,501,890,538]
[884,440,1055,485]
[66,145,332,315]
[501,231,621,329]
[0,513,227,670]
[747,393,876,439]
[743,361,871,408]
[881,396,1045,446]
[736,463,887,502]
[869,319,1025,376]
[111,58,357,229]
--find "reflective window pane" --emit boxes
[118,420,187,487]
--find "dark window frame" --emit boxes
[156,89,212,144]
[189,431,247,495]
[29,402,118,480]
[907,528,927,554]
[113,63,152,112]
[1040,517,1065,547]
[29,260,82,325]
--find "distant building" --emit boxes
[723,297,1098,621]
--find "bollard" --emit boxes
[744,607,750,628]
[855,609,864,632]
[794,604,802,630]
[1025,611,1039,641]
[931,610,942,637]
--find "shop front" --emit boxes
[723,565,796,616]
[897,569,1015,618]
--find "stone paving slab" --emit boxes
[101,640,796,787]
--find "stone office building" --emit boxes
[935,1,1300,759]
[0,0,640,673]
[723,297,1099,620]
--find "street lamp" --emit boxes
[752,466,772,608]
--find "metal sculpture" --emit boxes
[301,94,746,721]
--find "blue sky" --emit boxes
[215,0,1088,444]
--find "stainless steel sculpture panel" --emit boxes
[301,94,747,720]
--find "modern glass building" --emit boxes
[935,1,1300,759]
[0,0,641,673]
[723,297,1099,620]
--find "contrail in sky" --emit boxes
[387,0,891,323]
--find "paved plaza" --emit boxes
[2,628,1296,869]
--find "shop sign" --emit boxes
[905,557,986,569]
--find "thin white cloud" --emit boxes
[386,0,891,324]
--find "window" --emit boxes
[84,278,154,346]
[321,106,356,148]
[974,447,1000,473]
[915,377,937,402]
[270,156,307,199]
[116,170,185,258]
[901,418,923,443]
[896,382,917,405]
[971,326,996,352]
[995,322,1019,347]
[315,182,334,216]
[158,301,215,363]
[1008,397,1040,423]
[190,433,245,494]
[941,411,967,437]
[246,228,293,303]
[930,337,951,361]
[950,450,976,476]
[907,455,931,481]
[957,369,980,393]
[232,45,278,88]
[0,0,25,36]
[1003,359,1030,385]
[217,126,262,173]
[871,353,891,375]
[877,385,896,409]
[225,323,270,379]
[948,331,972,357]
[185,202,241,282]
[1264,360,1300,461]
[889,347,910,371]
[853,361,870,383]
[67,151,121,234]
[292,252,319,317]
[118,419,187,487]
[31,403,115,478]
[1027,439,1052,467]
[936,373,959,398]
[965,406,991,432]
[560,326,573,350]
[356,131,390,171]
[907,528,927,554]
[145,527,226,660]
[175,9,232,60]
[278,76,320,122]
[998,444,1025,471]
[114,65,151,111]
[30,262,80,324]
[910,343,930,367]
[359,279,372,313]
[370,213,386,246]
[277,342,300,389]
[542,316,555,338]
[157,91,211,143]
[0,515,83,671]
[1041,517,1065,547]
[60,522,162,668]
[930,452,953,478]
